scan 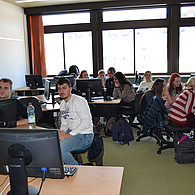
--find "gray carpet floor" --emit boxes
[82,128,195,195]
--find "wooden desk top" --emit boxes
[14,87,45,92]
[0,166,124,195]
[18,95,120,112]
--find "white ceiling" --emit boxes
[3,0,114,8]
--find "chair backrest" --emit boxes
[134,91,144,114]
[19,97,43,121]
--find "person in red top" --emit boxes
[168,77,195,127]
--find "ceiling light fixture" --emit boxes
[15,0,48,3]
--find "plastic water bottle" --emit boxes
[27,102,36,129]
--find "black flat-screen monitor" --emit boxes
[25,75,44,89]
[76,78,103,101]
[0,128,64,194]
[44,79,51,101]
[54,75,75,87]
[44,79,56,104]
[0,98,17,127]
[64,75,74,87]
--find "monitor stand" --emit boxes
[46,89,56,104]
[8,144,38,195]
[86,88,92,102]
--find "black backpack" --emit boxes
[174,138,195,164]
[88,131,104,162]
[111,117,134,145]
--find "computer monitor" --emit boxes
[54,75,75,87]
[0,128,64,194]
[76,78,103,101]
[44,79,51,101]
[0,98,17,127]
[64,75,74,87]
[44,79,56,104]
[25,75,44,89]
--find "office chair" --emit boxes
[20,97,56,128]
[156,121,192,154]
[118,91,144,132]
[136,95,166,143]
[19,97,43,121]
[71,144,92,165]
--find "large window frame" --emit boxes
[25,1,195,77]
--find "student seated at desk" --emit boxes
[97,69,107,88]
[0,78,28,126]
[105,67,116,97]
[169,77,195,127]
[113,72,135,111]
[137,71,153,92]
[57,77,94,165]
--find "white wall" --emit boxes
[0,0,29,90]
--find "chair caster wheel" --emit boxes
[136,138,140,142]
[157,150,161,154]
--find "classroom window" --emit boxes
[179,26,195,73]
[64,31,93,74]
[181,6,195,18]
[103,8,167,22]
[42,12,90,26]
[102,29,134,73]
[44,33,64,75]
[135,28,167,73]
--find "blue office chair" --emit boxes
[71,144,92,165]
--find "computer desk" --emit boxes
[0,165,124,195]
[18,95,60,112]
[31,95,120,114]
[88,98,121,118]
[14,87,45,96]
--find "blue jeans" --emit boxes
[60,132,94,165]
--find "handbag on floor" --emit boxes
[174,137,195,164]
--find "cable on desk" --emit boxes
[0,176,8,187]
[0,182,10,195]
[37,167,47,195]
[28,177,37,184]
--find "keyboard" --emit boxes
[64,166,78,177]
[91,96,104,100]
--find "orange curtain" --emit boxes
[30,15,47,77]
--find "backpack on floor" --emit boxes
[111,117,134,145]
[174,138,195,164]
[104,117,116,137]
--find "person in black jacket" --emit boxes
[105,67,116,97]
